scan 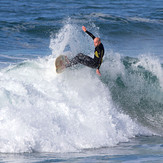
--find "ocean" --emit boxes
[0,0,163,162]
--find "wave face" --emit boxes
[0,23,155,153]
[101,53,163,135]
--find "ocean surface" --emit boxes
[0,0,163,162]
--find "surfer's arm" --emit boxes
[96,49,104,76]
[85,31,95,40]
[97,62,102,70]
[94,55,102,76]
[82,26,95,40]
[97,48,104,70]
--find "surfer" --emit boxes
[66,26,104,76]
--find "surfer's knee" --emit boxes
[77,53,84,57]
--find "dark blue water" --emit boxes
[0,0,163,162]
[1,0,163,62]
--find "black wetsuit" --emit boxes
[67,30,104,69]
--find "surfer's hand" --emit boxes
[96,69,101,76]
[82,26,86,32]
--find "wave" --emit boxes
[1,21,54,38]
[86,13,163,40]
[89,13,163,24]
[0,23,162,153]
[0,56,149,153]
[101,53,163,135]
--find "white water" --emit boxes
[137,55,163,90]
[0,23,151,153]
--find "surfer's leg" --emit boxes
[66,53,97,68]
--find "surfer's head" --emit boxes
[94,37,101,47]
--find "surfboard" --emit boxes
[55,55,69,73]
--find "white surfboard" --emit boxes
[55,55,69,74]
